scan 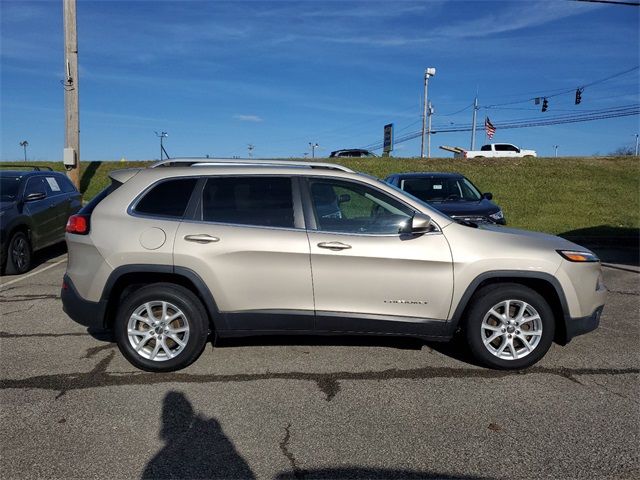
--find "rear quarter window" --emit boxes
[134,178,198,218]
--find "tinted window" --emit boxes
[24,177,47,197]
[56,175,77,193]
[480,145,491,151]
[401,177,481,202]
[0,176,21,200]
[495,144,511,151]
[135,178,197,218]
[310,179,413,234]
[202,177,294,228]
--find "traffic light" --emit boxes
[575,88,583,105]
[542,98,548,112]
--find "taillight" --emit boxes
[66,214,89,235]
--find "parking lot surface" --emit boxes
[1,250,638,480]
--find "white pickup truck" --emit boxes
[440,143,537,159]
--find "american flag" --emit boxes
[485,117,496,139]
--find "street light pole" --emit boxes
[427,101,434,159]
[420,67,436,158]
[19,140,29,161]
[554,145,559,158]
[309,142,319,159]
[635,134,639,156]
[155,131,168,160]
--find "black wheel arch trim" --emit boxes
[100,264,227,331]
[448,270,571,334]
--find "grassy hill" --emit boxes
[1,156,638,240]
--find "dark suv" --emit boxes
[1,167,81,274]
[385,172,506,225]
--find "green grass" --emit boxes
[2,156,638,239]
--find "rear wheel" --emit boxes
[465,284,555,369]
[4,231,32,275]
[115,283,209,372]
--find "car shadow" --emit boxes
[142,391,489,480]
[559,225,639,267]
[213,334,428,351]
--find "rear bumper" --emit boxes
[564,305,603,342]
[61,274,107,329]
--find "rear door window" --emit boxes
[201,176,294,228]
[134,178,198,218]
[24,177,48,197]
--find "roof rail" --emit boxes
[149,158,354,173]
[0,164,53,171]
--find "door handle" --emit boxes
[184,234,220,244]
[317,241,351,251]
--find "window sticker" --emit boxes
[432,184,443,190]
[46,177,61,192]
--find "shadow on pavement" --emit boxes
[215,334,426,351]
[560,225,639,267]
[142,391,488,480]
[141,391,255,479]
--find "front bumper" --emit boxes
[61,274,108,329]
[564,305,603,343]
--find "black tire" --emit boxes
[4,231,32,275]
[115,283,209,372]
[464,283,555,370]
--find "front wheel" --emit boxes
[115,283,209,372]
[465,284,555,369]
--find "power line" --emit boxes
[483,66,639,108]
[362,104,640,150]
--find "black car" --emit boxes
[384,172,506,225]
[0,167,81,274]
[329,149,377,158]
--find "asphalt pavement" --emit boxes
[0,248,638,480]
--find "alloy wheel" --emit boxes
[127,301,190,361]
[480,299,543,361]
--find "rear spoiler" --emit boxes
[109,168,141,184]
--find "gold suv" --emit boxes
[61,159,606,372]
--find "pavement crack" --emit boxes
[316,377,340,402]
[0,294,60,303]
[279,423,306,480]
[1,304,35,316]
[83,343,116,359]
[0,331,93,339]
[1,365,638,402]
[607,289,639,297]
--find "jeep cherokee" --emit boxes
[61,159,605,372]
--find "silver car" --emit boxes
[61,159,606,372]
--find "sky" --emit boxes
[1,0,639,161]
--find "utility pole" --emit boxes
[635,134,639,156]
[554,145,559,158]
[155,131,168,160]
[309,142,319,159]
[470,95,479,150]
[420,67,436,158]
[19,140,29,161]
[427,101,434,159]
[63,0,81,190]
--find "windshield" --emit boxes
[400,177,482,202]
[1,177,21,201]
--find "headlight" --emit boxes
[557,250,599,262]
[489,209,503,221]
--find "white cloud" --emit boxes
[233,114,263,122]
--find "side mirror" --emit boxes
[483,192,493,200]
[24,192,46,202]
[399,212,432,234]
